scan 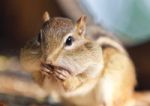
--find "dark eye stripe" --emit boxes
[37,32,42,43]
[37,30,44,45]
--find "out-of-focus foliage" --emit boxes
[80,0,150,45]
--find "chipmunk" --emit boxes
[20,12,149,106]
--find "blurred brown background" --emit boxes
[0,0,149,91]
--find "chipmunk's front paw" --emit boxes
[41,63,72,81]
[54,69,71,81]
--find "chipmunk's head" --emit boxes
[40,11,87,54]
[21,12,103,82]
[40,12,103,80]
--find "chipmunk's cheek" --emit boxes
[58,56,88,75]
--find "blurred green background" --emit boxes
[80,0,150,45]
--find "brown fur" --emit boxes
[20,13,149,106]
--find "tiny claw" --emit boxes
[42,67,53,74]
[56,69,71,78]
[56,66,72,75]
[54,71,66,81]
[41,63,54,74]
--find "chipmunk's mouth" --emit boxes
[41,63,72,81]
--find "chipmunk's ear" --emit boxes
[76,15,87,36]
[43,11,50,22]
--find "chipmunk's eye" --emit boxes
[65,36,74,46]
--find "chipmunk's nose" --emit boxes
[46,59,53,64]
[44,55,57,65]
[42,55,52,64]
[45,58,54,65]
[43,49,61,64]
